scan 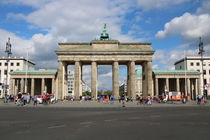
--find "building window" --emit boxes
[203,63,206,66]
[11,62,14,66]
[17,62,20,66]
[197,70,200,72]
[190,62,194,66]
[196,62,200,66]
[209,70,210,75]
[10,70,13,72]
[204,79,207,85]
[203,70,206,75]
[0,63,1,66]
[5,62,8,66]
[4,70,7,75]
[180,66,182,69]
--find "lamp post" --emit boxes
[198,37,205,97]
[4,38,12,97]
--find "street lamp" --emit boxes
[4,38,12,97]
[198,37,205,97]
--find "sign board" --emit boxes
[205,83,210,89]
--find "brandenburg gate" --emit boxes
[55,25,154,100]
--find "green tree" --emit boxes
[82,91,91,96]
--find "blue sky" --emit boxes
[0,0,210,90]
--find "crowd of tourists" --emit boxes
[2,93,208,107]
[3,93,57,106]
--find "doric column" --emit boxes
[31,78,34,96]
[197,78,201,95]
[74,61,82,100]
[12,79,15,94]
[155,78,159,96]
[14,79,17,95]
[51,78,55,93]
[91,61,97,99]
[127,64,130,97]
[187,78,191,96]
[130,61,136,99]
[9,78,14,95]
[176,78,180,92]
[20,78,24,93]
[195,78,198,96]
[24,78,28,93]
[142,62,147,98]
[112,61,119,99]
[147,61,153,96]
[41,78,45,94]
[57,61,64,99]
[63,63,68,98]
[166,78,169,92]
[17,79,20,93]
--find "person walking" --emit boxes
[33,96,37,107]
[197,95,202,105]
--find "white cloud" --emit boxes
[153,0,210,71]
[137,0,190,10]
[9,0,138,42]
[196,0,210,14]
[0,0,53,8]
[153,48,198,70]
[0,0,143,70]
[0,29,57,68]
[152,64,159,70]
[156,13,210,41]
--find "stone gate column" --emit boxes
[57,61,64,99]
[187,78,191,96]
[198,78,201,95]
[130,61,136,99]
[195,79,198,97]
[41,78,45,94]
[176,78,180,92]
[51,78,55,93]
[147,61,153,97]
[155,78,159,96]
[20,78,24,93]
[31,78,34,96]
[9,78,14,95]
[25,79,28,93]
[112,61,119,99]
[17,79,20,93]
[127,64,130,97]
[14,79,17,95]
[91,61,97,99]
[64,63,68,98]
[74,61,82,100]
[166,78,169,92]
[12,79,15,94]
[142,62,147,98]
